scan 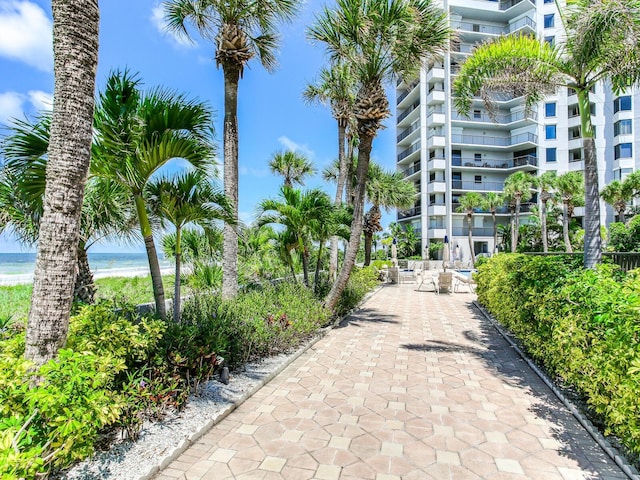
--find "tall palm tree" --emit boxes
[309,0,451,311]
[456,192,484,266]
[453,0,640,268]
[258,187,334,287]
[268,150,316,187]
[601,180,633,224]
[303,63,357,280]
[147,169,232,321]
[503,171,534,253]
[363,164,415,266]
[92,71,216,319]
[164,0,300,300]
[23,2,100,366]
[535,171,558,253]
[482,192,504,254]
[556,171,585,253]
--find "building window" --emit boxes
[544,14,554,28]
[544,0,554,3]
[474,175,482,184]
[615,143,632,159]
[473,109,482,119]
[546,147,557,162]
[544,36,555,46]
[545,125,557,139]
[545,102,556,117]
[474,153,482,162]
[614,119,632,136]
[614,96,632,113]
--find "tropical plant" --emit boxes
[482,192,504,254]
[258,187,334,287]
[601,179,633,224]
[164,0,300,300]
[453,0,640,267]
[607,215,640,252]
[303,63,357,280]
[19,2,100,366]
[147,170,233,321]
[556,171,585,253]
[308,0,451,311]
[91,71,216,320]
[503,171,535,253]
[456,192,484,266]
[363,164,416,266]
[534,171,558,253]
[268,150,316,187]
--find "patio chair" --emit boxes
[453,272,476,293]
[388,266,399,284]
[417,270,438,293]
[438,272,453,294]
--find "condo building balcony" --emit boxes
[396,79,420,105]
[398,206,421,220]
[451,132,537,147]
[451,180,504,191]
[451,109,537,126]
[397,142,420,162]
[451,154,537,169]
[397,100,420,125]
[397,123,419,143]
[401,163,421,178]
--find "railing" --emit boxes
[429,222,445,229]
[397,123,419,142]
[500,0,535,10]
[509,16,536,32]
[452,180,504,191]
[397,100,420,123]
[452,202,510,214]
[397,142,421,162]
[455,21,504,35]
[453,227,495,236]
[451,132,537,146]
[452,155,538,169]
[397,80,419,104]
[398,207,421,219]
[402,163,420,177]
[524,252,640,273]
[451,43,475,54]
[451,110,537,124]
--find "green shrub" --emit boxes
[476,254,640,456]
[334,266,379,317]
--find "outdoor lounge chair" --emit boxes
[417,271,438,293]
[453,272,476,293]
[438,272,453,294]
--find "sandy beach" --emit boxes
[0,266,174,287]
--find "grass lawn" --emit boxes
[0,274,180,323]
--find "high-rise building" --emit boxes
[395,0,639,263]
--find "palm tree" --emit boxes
[0,113,136,304]
[303,63,357,280]
[147,170,232,321]
[258,187,334,287]
[309,0,451,311]
[456,192,484,266]
[503,172,534,253]
[363,164,415,266]
[453,1,640,268]
[164,0,300,300]
[268,150,316,187]
[535,171,558,253]
[556,171,585,253]
[601,180,633,224]
[92,71,216,319]
[22,2,99,366]
[482,192,504,254]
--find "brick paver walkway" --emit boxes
[156,283,629,480]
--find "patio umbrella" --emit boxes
[442,235,450,270]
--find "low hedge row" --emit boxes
[0,269,379,479]
[476,254,640,457]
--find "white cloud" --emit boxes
[150,4,195,48]
[0,1,53,71]
[0,89,53,124]
[239,165,269,177]
[277,135,315,159]
[238,211,255,226]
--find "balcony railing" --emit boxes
[429,222,445,229]
[402,163,421,177]
[397,123,419,142]
[452,180,504,191]
[453,227,495,237]
[509,16,536,32]
[451,132,537,146]
[452,154,538,169]
[452,203,510,214]
[500,0,535,10]
[451,110,537,124]
[397,100,420,123]
[396,80,419,104]
[398,207,421,219]
[456,21,504,35]
[397,142,420,162]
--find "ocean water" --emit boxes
[0,252,170,276]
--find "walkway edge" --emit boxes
[473,301,640,480]
[139,285,385,480]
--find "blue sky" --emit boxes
[0,0,397,253]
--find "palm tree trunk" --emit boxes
[135,195,166,319]
[578,89,601,268]
[467,213,475,266]
[325,132,372,312]
[512,198,521,253]
[222,66,241,299]
[563,201,572,253]
[329,121,348,282]
[314,240,324,292]
[364,230,373,266]
[25,1,99,366]
[541,200,548,253]
[173,227,182,323]
[345,131,355,207]
[301,247,310,287]
[74,242,96,304]
[618,207,626,225]
[492,212,498,254]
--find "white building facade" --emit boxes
[395,0,640,263]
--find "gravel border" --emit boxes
[57,285,384,480]
[473,301,640,480]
